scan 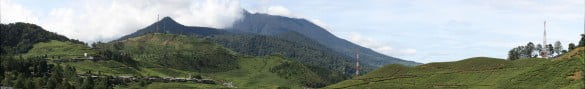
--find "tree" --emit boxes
[81,77,94,89]
[508,47,520,60]
[33,78,45,89]
[526,42,535,57]
[47,65,64,89]
[2,73,13,86]
[58,80,74,89]
[13,74,25,89]
[24,78,35,89]
[46,75,59,89]
[547,44,554,57]
[569,43,576,51]
[95,78,112,89]
[519,46,527,58]
[554,41,563,55]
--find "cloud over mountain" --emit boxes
[1,0,244,43]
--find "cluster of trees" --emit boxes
[508,41,574,60]
[89,41,139,68]
[0,23,83,55]
[95,49,138,68]
[0,56,115,89]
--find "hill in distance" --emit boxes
[326,47,585,89]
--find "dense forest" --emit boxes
[0,22,83,55]
[0,56,119,89]
[207,33,353,85]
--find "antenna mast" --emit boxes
[355,48,360,77]
[542,21,548,59]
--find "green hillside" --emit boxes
[17,33,336,88]
[23,40,96,60]
[326,51,585,89]
[207,33,353,86]
[106,33,239,73]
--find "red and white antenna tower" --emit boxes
[157,14,160,33]
[542,21,548,59]
[355,48,360,77]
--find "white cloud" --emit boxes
[347,32,417,56]
[2,0,335,44]
[0,0,39,24]
[2,0,244,43]
[308,18,333,31]
[176,0,243,28]
[266,6,293,17]
[262,5,333,31]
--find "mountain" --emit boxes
[121,12,420,69]
[228,11,420,67]
[111,33,332,88]
[326,48,585,88]
[120,17,353,86]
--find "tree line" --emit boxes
[508,41,572,60]
[508,34,585,60]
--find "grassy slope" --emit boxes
[327,53,584,89]
[207,56,304,89]
[23,40,96,59]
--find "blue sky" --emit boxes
[1,0,584,63]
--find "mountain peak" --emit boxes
[159,16,179,25]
